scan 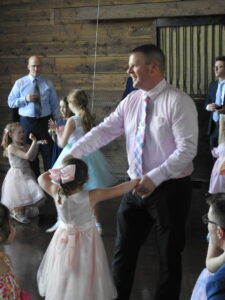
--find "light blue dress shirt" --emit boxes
[8,74,59,120]
[213,80,225,122]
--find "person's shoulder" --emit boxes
[214,263,225,277]
[39,75,54,86]
[14,74,29,85]
[165,82,191,101]
[122,89,142,103]
[7,144,14,153]
[209,80,218,88]
[206,264,225,297]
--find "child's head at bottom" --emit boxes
[0,203,15,245]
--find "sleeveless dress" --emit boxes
[37,190,117,300]
[209,143,225,194]
[1,153,46,210]
[53,114,117,190]
[0,253,30,300]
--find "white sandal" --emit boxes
[10,211,30,224]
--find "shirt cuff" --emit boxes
[146,167,166,187]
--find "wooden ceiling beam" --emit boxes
[70,0,225,20]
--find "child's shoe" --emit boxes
[10,211,30,224]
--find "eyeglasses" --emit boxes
[202,214,225,231]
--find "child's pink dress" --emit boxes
[1,153,45,210]
[37,190,117,300]
[0,253,30,299]
[209,143,225,194]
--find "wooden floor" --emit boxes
[1,175,209,300]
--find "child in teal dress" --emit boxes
[47,89,117,233]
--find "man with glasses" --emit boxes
[202,194,225,299]
[205,56,225,150]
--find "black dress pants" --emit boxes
[112,176,192,300]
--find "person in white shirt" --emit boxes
[67,44,198,300]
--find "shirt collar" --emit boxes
[141,79,167,101]
[28,74,41,82]
[219,79,225,85]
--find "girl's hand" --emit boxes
[134,175,156,199]
[48,119,57,131]
[29,133,37,142]
[37,139,48,145]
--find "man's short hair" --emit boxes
[207,193,225,229]
[130,44,165,72]
[215,56,225,64]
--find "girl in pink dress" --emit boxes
[37,157,139,300]
[1,122,46,224]
[0,203,30,299]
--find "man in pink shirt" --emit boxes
[69,44,198,300]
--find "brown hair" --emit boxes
[67,89,95,132]
[1,122,22,157]
[57,157,88,204]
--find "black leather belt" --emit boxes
[20,115,51,120]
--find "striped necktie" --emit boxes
[33,78,42,117]
[133,96,151,177]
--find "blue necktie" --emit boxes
[213,81,224,122]
[33,78,42,117]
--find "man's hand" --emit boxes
[134,175,156,199]
[26,93,39,102]
[207,103,217,111]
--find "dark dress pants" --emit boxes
[20,116,53,177]
[112,176,192,300]
[209,122,219,150]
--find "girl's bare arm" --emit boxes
[89,179,139,207]
[38,171,59,198]
[56,117,75,148]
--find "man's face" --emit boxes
[214,60,225,79]
[28,56,42,77]
[208,207,220,247]
[127,52,153,91]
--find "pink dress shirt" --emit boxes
[69,79,198,187]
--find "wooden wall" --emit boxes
[0,0,224,178]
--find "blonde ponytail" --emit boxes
[67,89,95,132]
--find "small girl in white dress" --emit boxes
[1,122,46,224]
[37,157,139,300]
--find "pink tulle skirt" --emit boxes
[37,222,117,300]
